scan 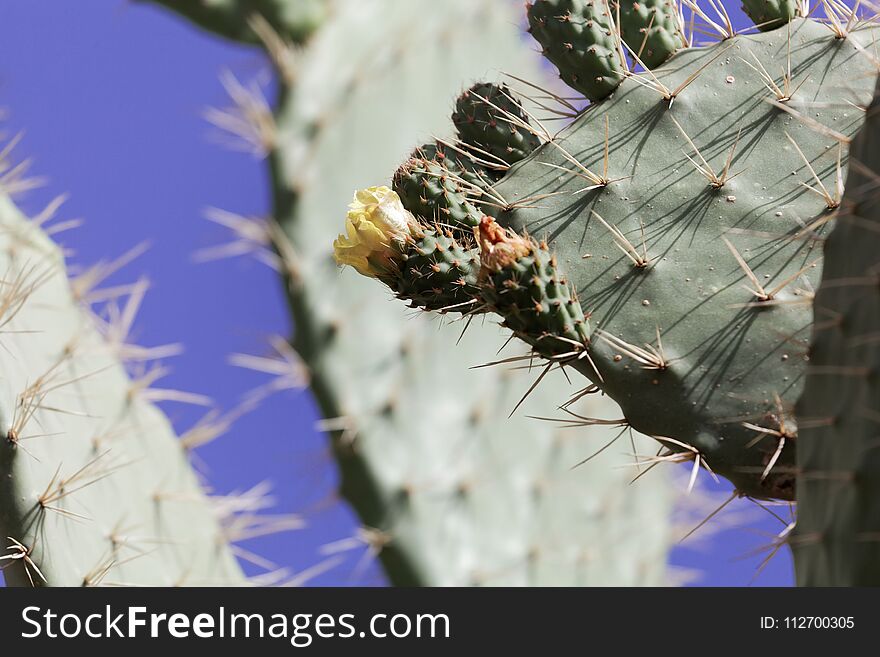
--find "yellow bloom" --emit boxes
[333,186,416,277]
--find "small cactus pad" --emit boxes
[741,0,800,31]
[452,83,542,166]
[390,229,482,313]
[495,18,880,499]
[617,0,686,68]
[392,146,488,230]
[527,0,626,101]
[145,0,327,44]
[793,80,880,586]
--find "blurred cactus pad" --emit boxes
[0,191,246,586]
[794,78,880,587]
[342,2,880,512]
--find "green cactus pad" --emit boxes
[0,193,245,586]
[494,18,880,500]
[452,83,542,166]
[617,0,685,68]
[145,0,327,44]
[526,0,626,101]
[741,0,799,31]
[793,80,880,586]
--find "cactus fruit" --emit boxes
[526,0,627,102]
[793,80,880,586]
[740,0,800,31]
[0,191,246,586]
[346,8,880,506]
[617,0,687,68]
[154,0,680,585]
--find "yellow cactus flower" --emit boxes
[333,186,416,277]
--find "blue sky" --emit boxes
[0,0,793,586]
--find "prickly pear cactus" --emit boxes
[793,80,880,586]
[347,8,880,506]
[0,192,246,586]
[153,0,680,585]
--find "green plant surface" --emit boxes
[793,78,880,586]
[0,191,246,587]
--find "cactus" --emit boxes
[145,0,328,44]
[793,79,880,586]
[740,0,801,31]
[0,190,246,586]
[527,0,628,101]
[617,0,687,68]
[147,0,681,585]
[343,6,880,507]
